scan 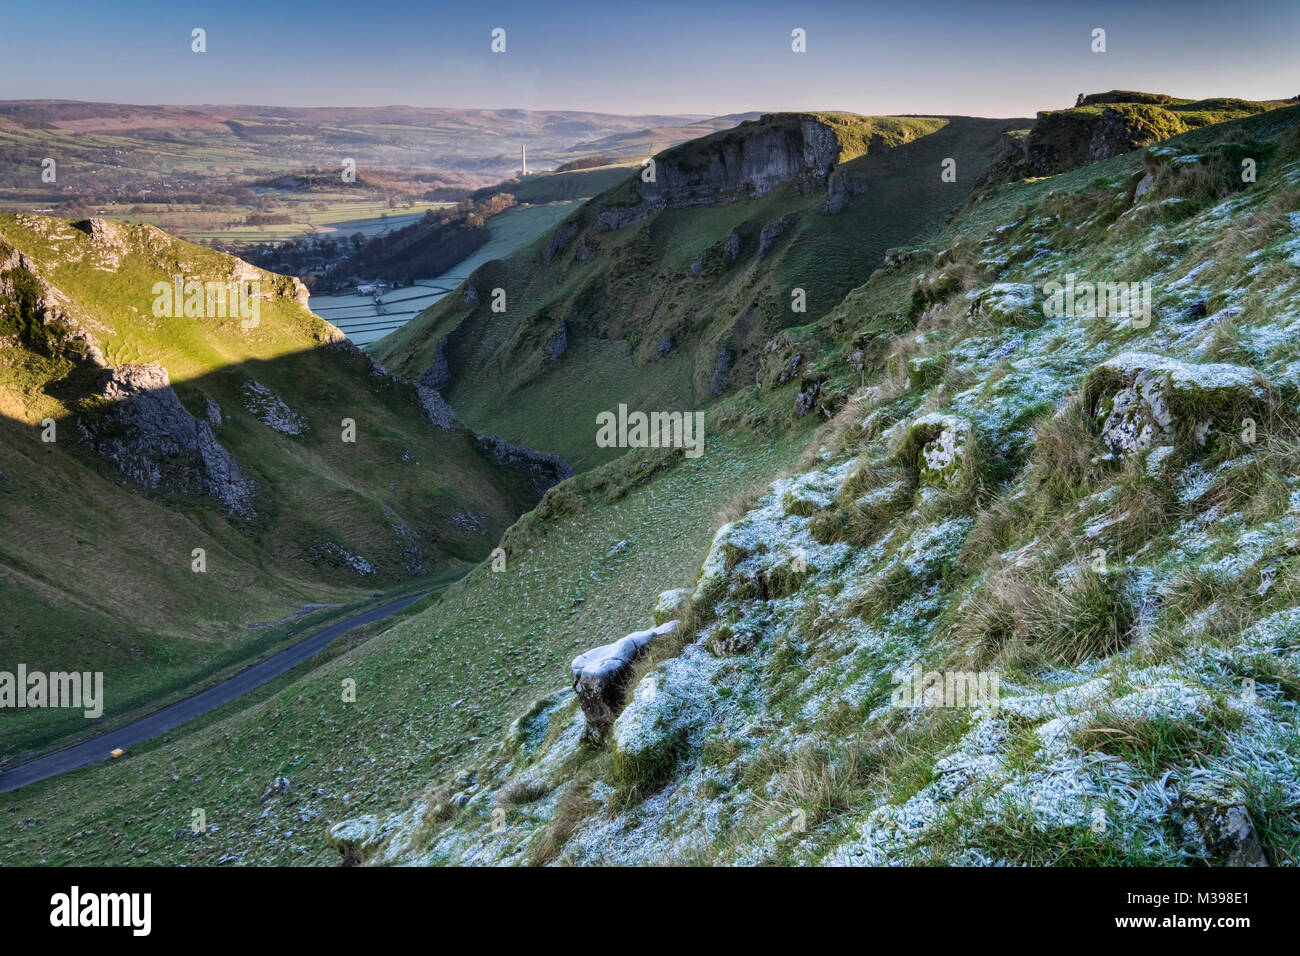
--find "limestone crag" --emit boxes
[79,363,256,515]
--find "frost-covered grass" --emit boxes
[318,104,1300,867]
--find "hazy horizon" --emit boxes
[2,0,1296,117]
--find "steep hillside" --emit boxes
[332,104,1300,866]
[5,101,1298,869]
[0,426,812,864]
[376,113,1026,469]
[0,215,553,759]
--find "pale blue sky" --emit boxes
[1,0,1296,116]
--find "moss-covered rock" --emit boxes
[652,587,691,625]
[899,413,976,489]
[610,660,700,790]
[967,282,1040,326]
[1082,352,1270,455]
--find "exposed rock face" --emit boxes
[883,246,936,269]
[416,386,457,430]
[241,379,307,435]
[1083,353,1269,456]
[979,93,1193,188]
[795,380,822,418]
[544,220,580,262]
[572,620,679,743]
[0,250,108,369]
[1023,103,1180,177]
[544,322,568,361]
[709,347,734,396]
[595,115,841,231]
[79,363,255,515]
[824,170,868,213]
[1083,105,1176,164]
[757,215,794,257]
[418,337,453,392]
[474,434,573,498]
[723,232,741,261]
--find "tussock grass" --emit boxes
[952,557,1135,669]
[1075,697,1242,775]
[1028,393,1110,499]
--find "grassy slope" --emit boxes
[0,110,1065,862]
[0,426,809,864]
[375,115,1023,471]
[0,214,540,759]
[327,105,1300,866]
[11,104,1295,867]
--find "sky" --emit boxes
[1,0,1297,118]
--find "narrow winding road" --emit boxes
[0,592,426,793]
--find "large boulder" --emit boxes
[1083,353,1269,456]
[571,620,679,743]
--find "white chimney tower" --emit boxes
[521,145,527,176]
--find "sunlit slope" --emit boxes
[0,214,542,759]
[375,114,1024,470]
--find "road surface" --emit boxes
[0,592,426,793]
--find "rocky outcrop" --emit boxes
[757,215,795,258]
[544,220,579,263]
[572,620,679,743]
[544,322,568,362]
[977,93,1205,188]
[241,380,307,435]
[594,114,841,231]
[709,347,734,397]
[967,282,1039,325]
[900,413,975,489]
[824,170,868,213]
[474,434,573,498]
[418,337,453,392]
[0,251,108,369]
[79,363,256,515]
[416,386,457,430]
[1083,353,1269,456]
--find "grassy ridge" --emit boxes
[0,214,541,759]
[375,114,1022,470]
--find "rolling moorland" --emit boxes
[0,102,756,245]
[3,92,1300,865]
